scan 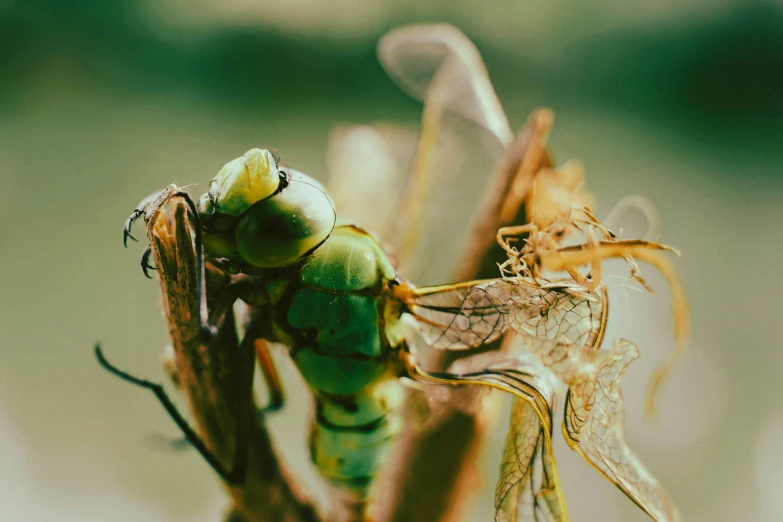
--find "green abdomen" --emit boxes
[270,226,405,496]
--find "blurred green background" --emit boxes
[1,0,782,520]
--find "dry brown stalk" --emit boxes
[145,192,320,522]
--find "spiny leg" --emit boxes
[123,210,143,246]
[123,188,200,290]
[203,281,288,413]
[123,190,164,247]
[145,340,269,453]
[140,246,156,279]
[127,186,214,337]
[256,339,285,413]
[207,281,250,333]
[226,322,257,485]
[104,188,254,483]
[94,343,246,484]
[94,316,258,483]
[232,309,286,415]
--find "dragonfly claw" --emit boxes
[123,209,143,247]
[140,247,157,278]
[123,190,166,247]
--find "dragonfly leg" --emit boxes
[256,339,285,414]
[94,343,248,485]
[226,306,286,415]
[140,246,157,279]
[206,279,285,414]
[104,188,256,484]
[126,186,218,337]
[123,189,165,247]
[205,282,285,414]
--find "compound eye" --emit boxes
[210,148,280,216]
[234,179,336,268]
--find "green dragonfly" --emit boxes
[97,24,688,522]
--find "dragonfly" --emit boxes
[96,24,689,522]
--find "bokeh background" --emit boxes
[1,0,782,520]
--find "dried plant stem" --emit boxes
[147,195,320,522]
[454,109,553,282]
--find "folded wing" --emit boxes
[441,351,569,521]
[563,340,682,522]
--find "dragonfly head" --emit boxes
[198,148,336,268]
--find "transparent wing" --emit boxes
[496,397,564,522]
[325,124,417,238]
[539,240,689,416]
[409,279,607,373]
[411,351,568,521]
[376,24,513,283]
[563,340,681,522]
[378,24,513,146]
